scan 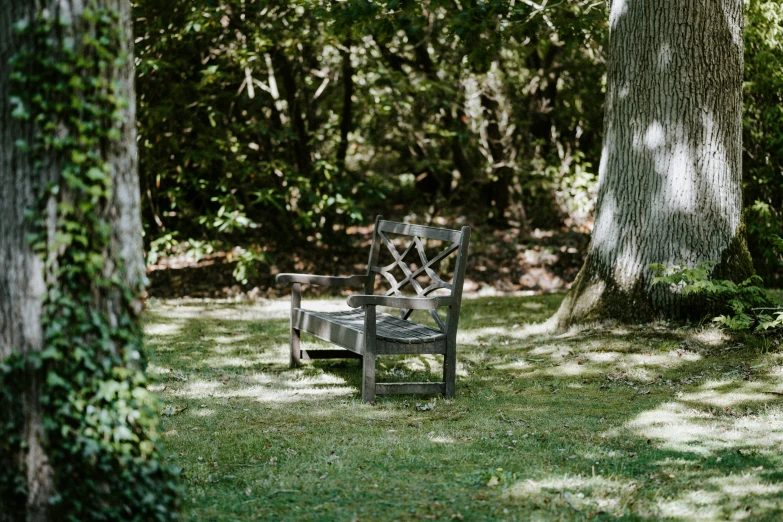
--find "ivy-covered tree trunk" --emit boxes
[554,0,753,328]
[0,1,178,520]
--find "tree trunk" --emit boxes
[336,39,353,169]
[271,45,313,176]
[481,91,522,226]
[555,0,752,328]
[0,1,151,519]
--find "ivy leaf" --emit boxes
[71,150,87,164]
[46,371,69,388]
[86,167,107,181]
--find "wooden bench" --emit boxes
[276,216,471,403]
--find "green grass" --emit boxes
[144,294,783,521]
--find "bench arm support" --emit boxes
[346,295,452,310]
[276,273,367,287]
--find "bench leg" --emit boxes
[362,305,377,403]
[290,328,301,368]
[289,283,301,368]
[362,352,376,403]
[443,338,456,398]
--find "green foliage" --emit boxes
[133,0,607,269]
[0,6,179,520]
[134,0,380,252]
[0,355,26,512]
[651,262,782,333]
[743,0,783,285]
[130,0,783,287]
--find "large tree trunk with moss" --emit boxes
[554,0,752,328]
[0,2,176,521]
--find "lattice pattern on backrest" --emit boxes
[367,220,466,333]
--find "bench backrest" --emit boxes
[364,216,471,334]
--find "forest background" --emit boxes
[134,0,783,295]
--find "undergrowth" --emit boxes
[652,261,783,333]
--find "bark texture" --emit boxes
[555,0,752,328]
[0,1,142,519]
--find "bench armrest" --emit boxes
[275,273,367,287]
[346,295,452,310]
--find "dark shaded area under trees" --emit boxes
[133,0,783,297]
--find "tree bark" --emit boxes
[555,0,752,328]
[271,45,313,176]
[336,39,353,169]
[0,1,143,519]
[481,91,521,225]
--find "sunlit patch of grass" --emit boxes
[504,474,639,517]
[144,295,783,521]
[656,474,783,521]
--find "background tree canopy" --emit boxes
[132,0,782,288]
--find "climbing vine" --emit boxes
[0,5,179,520]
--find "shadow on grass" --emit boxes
[143,294,783,521]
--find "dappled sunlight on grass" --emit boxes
[457,321,554,345]
[428,434,457,444]
[500,342,704,382]
[623,378,783,455]
[504,474,638,517]
[146,321,183,337]
[681,381,778,408]
[692,327,731,346]
[201,343,290,368]
[657,474,783,521]
[143,295,783,521]
[208,334,252,345]
[174,379,355,403]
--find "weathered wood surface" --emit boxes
[375,382,446,395]
[378,220,462,242]
[276,273,366,287]
[292,308,363,353]
[289,282,301,366]
[444,227,471,398]
[294,308,446,346]
[346,294,451,310]
[277,216,470,401]
[362,304,377,403]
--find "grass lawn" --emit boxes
[144,294,783,521]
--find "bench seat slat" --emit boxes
[293,308,446,352]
